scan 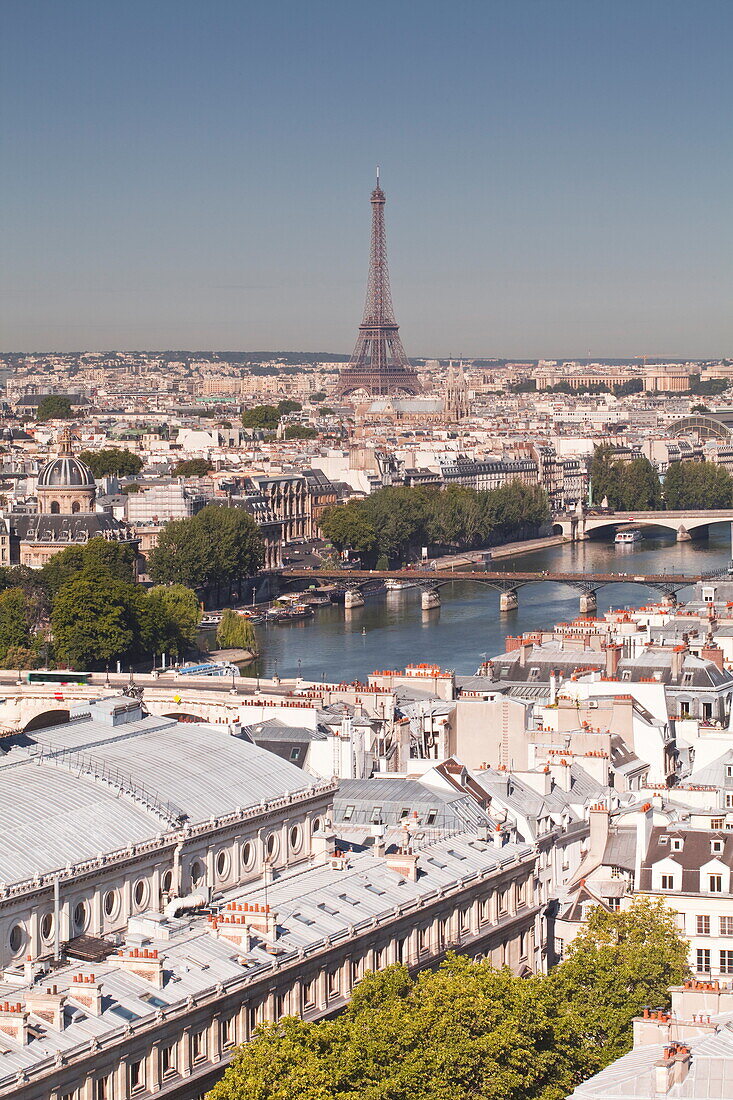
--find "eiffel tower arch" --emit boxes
[335,172,422,398]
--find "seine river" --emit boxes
[240,525,733,682]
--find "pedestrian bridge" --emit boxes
[553,509,733,544]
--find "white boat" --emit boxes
[385,578,418,592]
[176,661,241,677]
[615,528,643,545]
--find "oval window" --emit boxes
[190,860,205,887]
[265,833,279,860]
[312,817,322,835]
[289,825,302,852]
[216,850,228,879]
[9,924,24,953]
[73,902,87,933]
[242,841,255,871]
[104,890,118,918]
[40,912,54,942]
[161,869,173,896]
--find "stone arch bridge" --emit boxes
[553,509,733,545]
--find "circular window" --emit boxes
[73,902,87,934]
[104,890,118,918]
[216,850,229,879]
[312,817,322,835]
[161,869,173,896]
[265,833,279,861]
[40,912,54,942]
[133,880,148,910]
[8,924,25,953]
[242,841,255,871]
[289,825,302,853]
[190,860,205,887]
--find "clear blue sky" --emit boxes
[1,0,731,358]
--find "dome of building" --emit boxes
[37,454,95,489]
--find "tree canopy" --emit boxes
[148,505,263,594]
[210,898,688,1100]
[35,395,74,421]
[172,458,213,477]
[663,460,733,509]
[78,447,144,478]
[242,400,303,430]
[216,609,257,652]
[320,483,550,565]
[590,447,662,509]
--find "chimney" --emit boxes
[519,641,533,669]
[311,823,337,863]
[384,845,420,882]
[116,947,164,989]
[371,819,386,857]
[0,1002,29,1045]
[25,986,66,1031]
[671,644,687,683]
[68,974,102,1016]
[588,803,610,860]
[701,644,724,673]
[635,802,653,889]
[673,1046,691,1086]
[549,670,558,705]
[604,644,622,679]
[492,823,505,848]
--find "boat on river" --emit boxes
[615,527,643,545]
[385,578,418,592]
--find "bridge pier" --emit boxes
[421,588,440,611]
[344,589,365,609]
[660,593,678,607]
[676,525,692,542]
[499,590,518,612]
[579,592,597,614]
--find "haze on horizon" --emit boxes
[2,0,732,359]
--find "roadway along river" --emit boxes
[238,525,733,682]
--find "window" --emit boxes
[726,794,733,809]
[312,817,322,834]
[697,948,711,973]
[721,951,733,974]
[709,874,723,893]
[459,908,470,933]
[8,924,25,954]
[671,838,683,852]
[607,897,621,911]
[478,899,488,924]
[621,670,632,682]
[697,915,711,935]
[498,889,508,914]
[342,805,355,821]
[129,1059,145,1092]
[519,932,527,958]
[73,902,87,934]
[40,912,54,942]
[682,672,694,687]
[220,1015,234,1047]
[95,1078,109,1100]
[370,806,382,824]
[528,667,540,681]
[327,969,340,997]
[289,825,302,853]
[712,840,724,855]
[289,747,300,761]
[426,809,438,825]
[242,841,255,871]
[726,765,733,778]
[192,1029,206,1063]
[265,832,279,860]
[611,865,624,879]
[661,874,675,890]
[712,818,725,830]
[721,917,733,937]
[133,879,148,909]
[216,850,229,878]
[555,937,564,960]
[190,860,205,887]
[161,1043,176,1076]
[303,981,315,1007]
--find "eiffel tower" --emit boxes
[335,171,422,397]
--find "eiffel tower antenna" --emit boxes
[335,174,422,397]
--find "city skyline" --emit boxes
[2,0,733,357]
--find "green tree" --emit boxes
[617,457,661,510]
[590,445,622,506]
[277,399,302,415]
[319,502,377,556]
[40,538,136,597]
[0,588,33,662]
[283,425,317,440]
[78,447,144,478]
[148,506,263,596]
[216,609,257,652]
[309,391,327,403]
[663,460,733,509]
[51,565,138,668]
[241,405,281,429]
[548,896,689,1072]
[146,584,202,656]
[172,458,213,477]
[35,395,74,421]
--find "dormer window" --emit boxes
[621,670,632,682]
[371,806,382,823]
[726,765,733,779]
[712,840,724,855]
[529,667,540,681]
[682,672,694,687]
[671,838,684,852]
[343,805,355,821]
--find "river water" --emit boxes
[236,525,732,682]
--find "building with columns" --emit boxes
[0,696,538,1100]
